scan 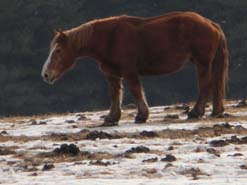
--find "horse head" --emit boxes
[42,30,76,84]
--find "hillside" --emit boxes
[0,0,247,116]
[1,101,247,184]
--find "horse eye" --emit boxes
[56,48,61,53]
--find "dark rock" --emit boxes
[164,114,179,119]
[125,146,150,154]
[240,164,247,170]
[168,146,174,150]
[161,154,177,162]
[54,143,80,155]
[77,115,88,121]
[235,99,246,108]
[206,148,220,157]
[39,121,47,125]
[143,168,157,174]
[210,139,228,147]
[230,153,244,157]
[29,172,38,176]
[66,120,75,124]
[230,135,241,143]
[179,167,209,180]
[140,130,158,137]
[42,163,55,171]
[213,122,232,129]
[0,130,8,135]
[165,163,173,169]
[30,119,37,125]
[89,160,111,166]
[241,136,247,143]
[86,131,114,140]
[0,147,15,155]
[142,157,158,163]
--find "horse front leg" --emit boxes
[124,74,149,123]
[103,75,123,126]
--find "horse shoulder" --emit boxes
[110,20,140,58]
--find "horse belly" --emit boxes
[138,51,190,76]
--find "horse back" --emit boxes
[93,12,224,76]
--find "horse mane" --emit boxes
[65,22,94,52]
[65,16,122,53]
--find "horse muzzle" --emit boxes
[42,71,57,85]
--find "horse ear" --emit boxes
[56,30,68,43]
[54,29,58,35]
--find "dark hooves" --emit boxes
[187,110,201,120]
[102,115,119,127]
[135,115,147,124]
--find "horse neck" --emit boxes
[67,19,117,62]
[66,23,94,57]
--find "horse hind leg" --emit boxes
[124,74,149,123]
[188,63,212,119]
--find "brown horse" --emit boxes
[42,11,228,126]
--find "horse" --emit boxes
[41,11,228,126]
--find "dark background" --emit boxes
[0,0,246,116]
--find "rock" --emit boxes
[206,148,220,157]
[0,147,15,155]
[209,139,228,147]
[54,143,80,155]
[140,131,158,137]
[42,163,55,171]
[164,114,179,119]
[125,146,150,154]
[0,130,8,135]
[229,153,244,157]
[30,119,38,125]
[39,121,47,125]
[29,172,38,176]
[142,157,158,163]
[77,115,88,121]
[89,160,111,166]
[241,136,247,143]
[86,131,114,140]
[168,146,174,150]
[161,154,177,162]
[235,99,246,108]
[65,120,75,124]
[143,168,157,174]
[240,164,247,170]
[230,135,241,143]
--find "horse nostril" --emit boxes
[44,73,49,79]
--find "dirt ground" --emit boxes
[1,100,247,184]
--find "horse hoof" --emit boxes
[187,110,201,119]
[135,115,147,124]
[103,115,119,126]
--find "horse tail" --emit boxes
[211,27,228,111]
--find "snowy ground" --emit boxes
[1,100,247,185]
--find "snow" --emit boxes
[1,103,247,184]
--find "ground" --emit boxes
[1,100,247,185]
